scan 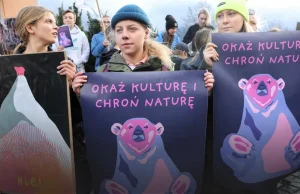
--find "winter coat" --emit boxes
[97,51,170,72]
[183,24,214,44]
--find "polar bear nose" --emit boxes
[257,81,268,96]
[132,126,145,142]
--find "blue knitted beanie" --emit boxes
[111,4,151,29]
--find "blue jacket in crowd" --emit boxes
[155,31,181,50]
[91,31,113,71]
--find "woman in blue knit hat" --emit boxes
[72,4,214,95]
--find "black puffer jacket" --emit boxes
[183,24,215,44]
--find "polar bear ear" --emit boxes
[111,123,122,135]
[277,78,285,90]
[238,79,248,90]
[156,123,164,136]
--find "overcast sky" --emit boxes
[39,0,300,32]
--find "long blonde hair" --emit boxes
[198,8,212,26]
[13,6,54,54]
[144,38,174,70]
[241,20,254,32]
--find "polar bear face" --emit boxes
[111,118,164,155]
[239,74,285,109]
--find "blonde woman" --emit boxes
[13,6,94,194]
[9,5,76,194]
[13,6,75,84]
[72,4,215,95]
[183,8,215,44]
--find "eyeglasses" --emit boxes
[249,9,255,15]
[103,21,110,24]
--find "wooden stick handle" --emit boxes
[95,0,110,51]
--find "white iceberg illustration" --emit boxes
[0,67,74,194]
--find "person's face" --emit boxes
[249,15,258,32]
[168,27,177,35]
[100,16,111,29]
[216,10,244,33]
[114,20,149,56]
[27,12,58,45]
[63,12,76,28]
[198,13,207,27]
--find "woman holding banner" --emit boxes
[72,4,215,94]
[13,7,76,82]
[13,6,93,194]
[202,0,279,194]
[203,0,253,67]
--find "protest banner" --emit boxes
[213,31,300,190]
[0,52,75,194]
[81,71,208,194]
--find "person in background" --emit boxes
[180,28,212,71]
[171,42,190,70]
[98,25,120,66]
[155,15,181,50]
[249,9,258,32]
[53,9,90,73]
[91,14,113,71]
[183,8,214,44]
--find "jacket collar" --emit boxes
[108,51,164,71]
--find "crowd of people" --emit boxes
[0,0,293,193]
